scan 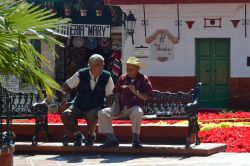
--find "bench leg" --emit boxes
[187,117,200,148]
[44,116,49,142]
[32,115,49,145]
[194,117,200,145]
[32,120,39,145]
[185,137,191,148]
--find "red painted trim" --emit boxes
[230,78,250,108]
[105,0,250,5]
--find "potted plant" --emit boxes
[95,0,104,16]
[64,1,72,16]
[44,1,57,14]
[76,0,88,16]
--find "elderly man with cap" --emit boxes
[59,54,114,146]
[98,57,153,148]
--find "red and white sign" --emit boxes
[204,18,222,28]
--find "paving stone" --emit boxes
[14,153,250,166]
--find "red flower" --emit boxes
[199,127,250,152]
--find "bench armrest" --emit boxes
[31,100,48,116]
[185,100,198,116]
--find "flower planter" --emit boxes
[80,9,87,16]
[96,10,103,16]
[64,9,71,16]
[50,9,57,15]
[0,146,14,166]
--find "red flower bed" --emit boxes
[199,127,250,152]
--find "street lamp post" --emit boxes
[124,11,136,45]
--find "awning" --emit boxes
[104,0,250,5]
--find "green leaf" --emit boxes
[0,0,69,99]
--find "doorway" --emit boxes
[196,38,230,108]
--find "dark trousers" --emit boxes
[60,107,101,136]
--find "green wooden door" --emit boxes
[196,38,230,108]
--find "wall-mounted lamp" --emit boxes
[124,11,136,44]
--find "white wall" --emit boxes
[41,41,55,78]
[121,3,250,78]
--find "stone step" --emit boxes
[15,142,227,156]
[10,124,192,144]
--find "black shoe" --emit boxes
[74,134,85,146]
[85,135,96,146]
[132,140,143,148]
[100,139,119,148]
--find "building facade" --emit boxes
[105,0,250,108]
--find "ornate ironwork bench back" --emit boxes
[143,85,200,118]
[0,84,48,145]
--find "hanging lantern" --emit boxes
[124,11,137,44]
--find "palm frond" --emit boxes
[0,0,69,99]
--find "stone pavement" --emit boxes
[14,153,250,166]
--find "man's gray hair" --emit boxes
[88,54,104,64]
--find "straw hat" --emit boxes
[126,57,146,68]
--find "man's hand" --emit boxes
[128,85,137,94]
[128,85,148,101]
[58,100,67,113]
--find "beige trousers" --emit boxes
[98,105,144,134]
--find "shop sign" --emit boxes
[134,46,150,58]
[56,24,111,37]
[149,33,174,62]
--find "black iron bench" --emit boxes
[140,82,201,148]
[0,84,48,145]
[61,83,201,148]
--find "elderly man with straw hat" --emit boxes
[98,57,153,148]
